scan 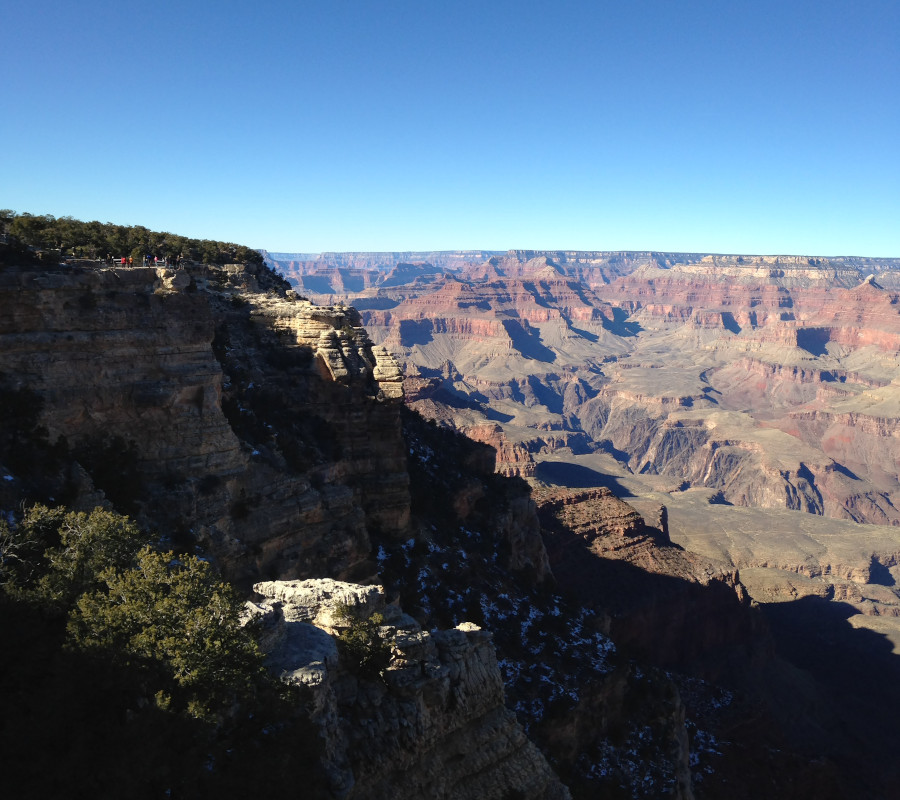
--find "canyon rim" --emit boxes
[2,232,900,798]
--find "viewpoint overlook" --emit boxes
[2,222,900,799]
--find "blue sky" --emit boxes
[3,0,898,255]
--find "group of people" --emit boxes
[102,254,186,268]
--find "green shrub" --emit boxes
[0,504,328,796]
[69,546,264,718]
[0,505,146,610]
[334,602,392,678]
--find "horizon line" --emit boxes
[261,249,900,261]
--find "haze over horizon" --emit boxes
[4,0,898,257]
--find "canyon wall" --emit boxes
[247,578,570,800]
[6,252,900,798]
[0,259,584,798]
[0,262,407,584]
[284,251,900,527]
[267,249,900,796]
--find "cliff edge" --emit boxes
[0,261,407,583]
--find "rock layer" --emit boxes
[0,262,408,583]
[248,578,570,800]
[280,250,900,527]
[536,487,753,666]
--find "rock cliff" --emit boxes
[267,249,900,797]
[8,250,900,798]
[0,258,580,798]
[380,411,697,799]
[0,261,407,584]
[246,578,570,800]
[535,487,753,666]
[287,249,900,530]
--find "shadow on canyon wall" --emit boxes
[398,318,435,346]
[600,307,643,337]
[543,520,900,800]
[502,319,557,362]
[535,460,635,496]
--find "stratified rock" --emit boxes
[290,249,900,529]
[249,579,570,800]
[372,345,405,400]
[536,487,754,666]
[252,577,384,631]
[0,262,410,583]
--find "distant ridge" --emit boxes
[262,250,321,261]
[261,250,505,270]
[263,249,900,269]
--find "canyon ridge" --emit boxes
[269,248,900,792]
[3,231,900,798]
[269,249,900,626]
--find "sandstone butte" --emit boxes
[3,253,900,798]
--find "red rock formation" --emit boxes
[462,424,537,478]
[536,487,754,668]
[274,251,900,530]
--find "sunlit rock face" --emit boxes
[0,262,409,583]
[247,578,571,800]
[272,249,900,527]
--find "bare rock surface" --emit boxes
[0,262,409,583]
[249,579,570,800]
[276,249,900,660]
[535,486,753,665]
[266,250,900,797]
[278,250,900,526]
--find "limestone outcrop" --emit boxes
[247,578,570,800]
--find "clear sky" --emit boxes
[3,0,898,256]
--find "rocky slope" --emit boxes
[0,257,694,799]
[276,249,900,529]
[7,252,900,798]
[265,249,900,797]
[0,261,407,585]
[246,578,569,800]
[532,484,900,800]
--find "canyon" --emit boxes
[270,249,900,580]
[0,257,706,798]
[4,248,900,797]
[267,248,900,796]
